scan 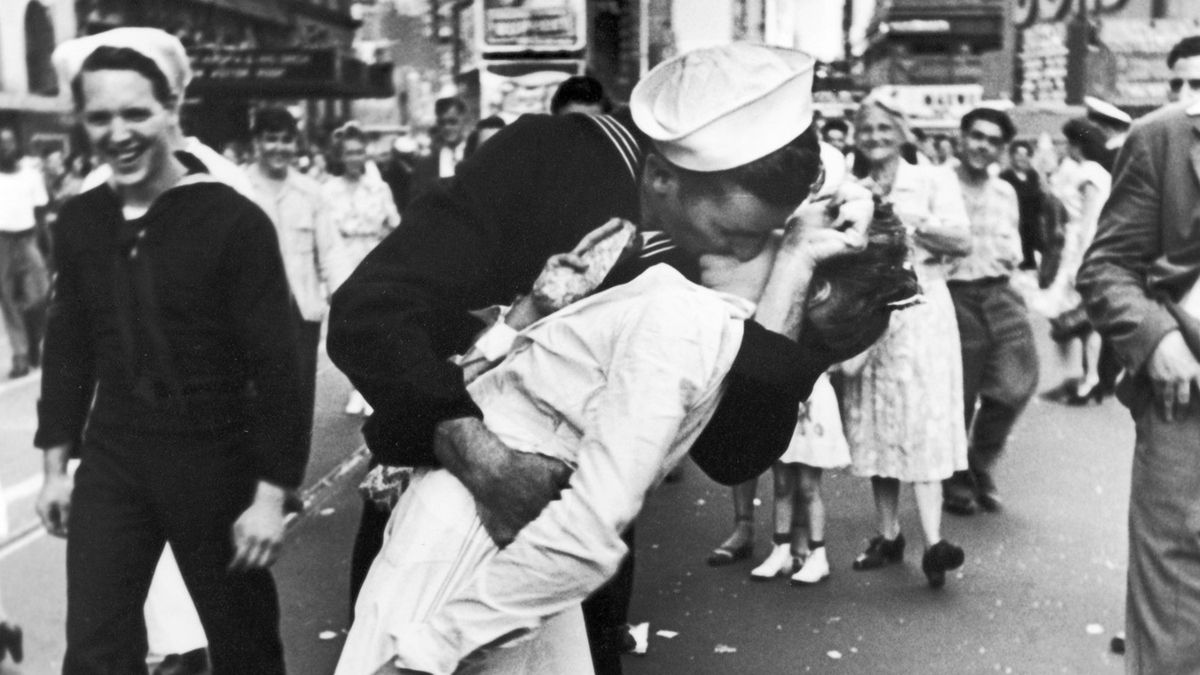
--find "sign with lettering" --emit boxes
[477,0,586,53]
[189,49,336,84]
[1019,22,1069,103]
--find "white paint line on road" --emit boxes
[0,522,47,560]
[0,372,40,397]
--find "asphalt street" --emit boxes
[0,278,1134,675]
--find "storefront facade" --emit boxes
[75,0,392,150]
[0,0,77,158]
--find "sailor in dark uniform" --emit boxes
[35,29,307,675]
[329,44,874,674]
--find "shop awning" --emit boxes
[188,48,393,99]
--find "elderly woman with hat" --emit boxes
[333,44,917,675]
[839,98,973,588]
[36,28,307,674]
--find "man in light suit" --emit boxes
[1077,94,1200,673]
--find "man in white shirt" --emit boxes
[0,126,50,378]
[245,107,350,448]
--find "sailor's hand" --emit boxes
[37,472,73,538]
[435,418,572,548]
[230,481,288,570]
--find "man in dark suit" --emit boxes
[1077,98,1200,674]
[407,96,468,208]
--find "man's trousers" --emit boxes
[1126,403,1200,674]
[0,229,48,363]
[948,279,1039,481]
[64,424,286,675]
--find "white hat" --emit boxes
[631,43,815,172]
[1083,96,1132,127]
[53,28,193,103]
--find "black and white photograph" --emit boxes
[0,0,1199,673]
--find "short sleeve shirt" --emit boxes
[0,165,49,232]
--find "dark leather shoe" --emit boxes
[7,355,30,380]
[153,648,209,675]
[922,540,965,589]
[973,470,1003,513]
[852,533,905,571]
[943,493,978,516]
[0,622,23,663]
[706,541,753,566]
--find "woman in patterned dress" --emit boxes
[840,100,972,588]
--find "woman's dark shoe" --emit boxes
[0,622,23,664]
[152,648,209,675]
[706,540,754,566]
[1040,378,1082,404]
[852,533,905,571]
[922,540,965,589]
[1064,383,1106,406]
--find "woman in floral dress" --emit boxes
[840,99,971,588]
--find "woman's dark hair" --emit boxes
[70,46,175,109]
[252,107,298,138]
[821,119,849,137]
[800,198,920,362]
[1062,118,1108,165]
[675,124,823,209]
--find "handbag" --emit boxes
[1049,304,1092,343]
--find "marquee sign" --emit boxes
[476,0,587,53]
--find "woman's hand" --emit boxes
[780,182,872,268]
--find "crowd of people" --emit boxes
[0,20,1198,675]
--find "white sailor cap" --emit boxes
[631,43,816,173]
[1083,96,1132,128]
[53,28,193,104]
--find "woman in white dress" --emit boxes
[747,371,850,586]
[1042,119,1112,404]
[840,99,973,589]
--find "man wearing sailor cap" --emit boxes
[34,28,306,674]
[1084,96,1133,172]
[329,42,874,675]
[1078,82,1200,675]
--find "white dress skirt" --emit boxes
[335,266,751,675]
[337,469,593,675]
[776,373,850,469]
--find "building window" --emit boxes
[26,0,59,96]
